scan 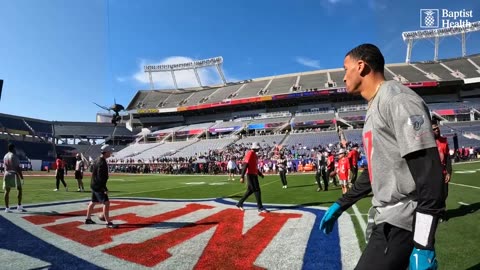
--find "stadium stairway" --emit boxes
[22,119,47,144]
[335,116,353,128]
[163,139,200,157]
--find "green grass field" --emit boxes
[6,162,480,270]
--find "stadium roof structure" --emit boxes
[52,121,134,139]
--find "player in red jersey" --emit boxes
[432,123,452,222]
[347,143,360,185]
[336,149,350,194]
[236,142,268,213]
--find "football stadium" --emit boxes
[1,5,480,270]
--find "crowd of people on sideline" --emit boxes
[104,140,368,176]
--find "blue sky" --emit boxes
[0,0,479,122]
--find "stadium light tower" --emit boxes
[143,56,227,90]
[402,21,480,63]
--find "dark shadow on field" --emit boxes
[263,202,337,212]
[15,210,81,217]
[281,184,319,189]
[279,201,336,209]
[445,202,480,221]
[117,221,218,229]
[465,263,480,270]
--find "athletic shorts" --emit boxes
[3,173,21,190]
[91,191,109,203]
[228,169,236,174]
[339,179,348,186]
[75,170,83,180]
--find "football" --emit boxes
[98,213,105,221]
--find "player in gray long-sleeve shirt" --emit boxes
[320,44,445,270]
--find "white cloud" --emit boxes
[133,56,225,89]
[368,0,387,11]
[295,56,321,69]
[116,76,127,82]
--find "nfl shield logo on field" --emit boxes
[0,198,360,269]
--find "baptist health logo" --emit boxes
[420,9,473,28]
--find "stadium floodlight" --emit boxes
[143,57,226,90]
[402,21,480,63]
[143,57,223,72]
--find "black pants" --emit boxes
[238,174,263,209]
[315,169,328,190]
[355,223,413,270]
[327,168,338,186]
[279,170,287,186]
[56,170,67,189]
[351,166,358,184]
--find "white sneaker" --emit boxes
[53,189,59,191]
[4,208,11,213]
[17,205,26,212]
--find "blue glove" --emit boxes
[319,203,342,234]
[410,248,437,270]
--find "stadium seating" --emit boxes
[211,120,250,129]
[329,70,346,87]
[293,113,335,122]
[161,91,195,108]
[150,126,185,137]
[129,91,150,109]
[338,111,366,121]
[54,122,132,137]
[282,131,339,149]
[131,141,196,160]
[298,73,329,90]
[428,103,469,111]
[142,91,172,108]
[383,70,395,81]
[112,142,162,159]
[414,62,459,81]
[443,58,480,78]
[177,122,215,131]
[182,88,219,106]
[12,140,55,161]
[23,119,53,136]
[387,65,429,82]
[205,84,244,103]
[343,129,363,144]
[470,55,480,68]
[236,134,286,146]
[235,80,269,99]
[265,76,297,95]
[0,114,30,133]
[170,138,236,158]
[249,116,291,126]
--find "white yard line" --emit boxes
[449,182,480,190]
[352,204,367,238]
